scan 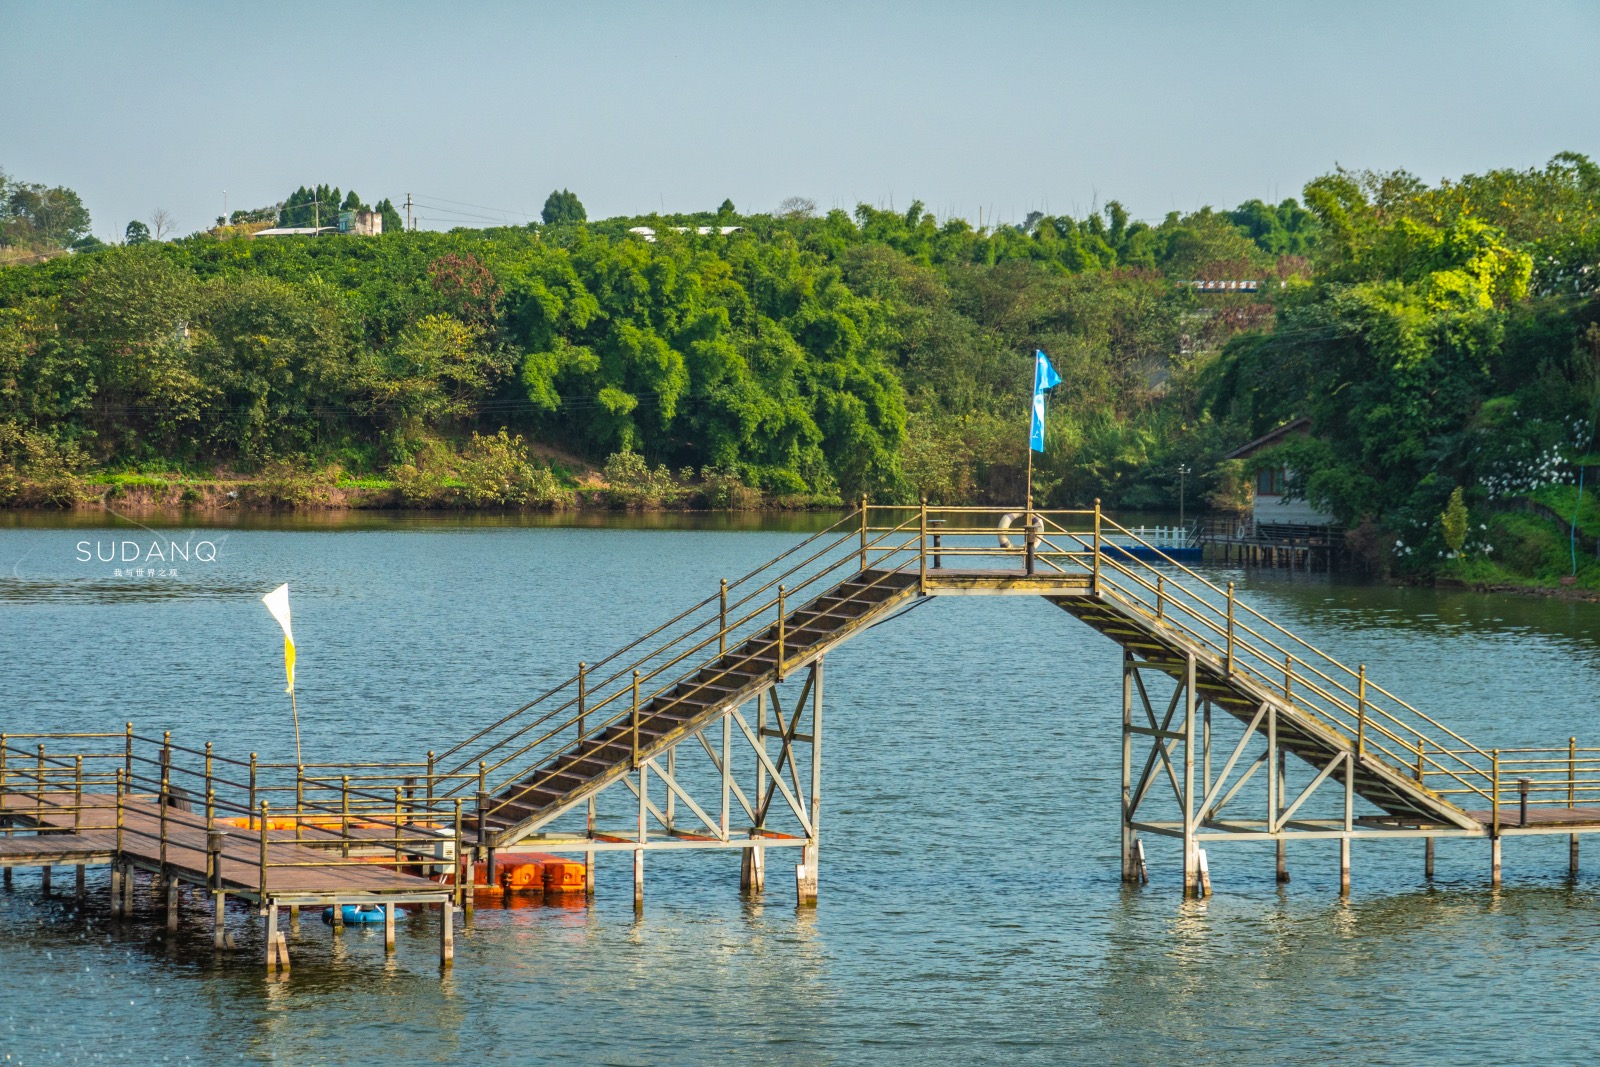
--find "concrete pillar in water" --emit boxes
[1571,834,1580,877]
[265,905,280,973]
[109,863,122,916]
[1491,838,1502,887]
[214,893,227,949]
[1425,838,1435,879]
[384,902,396,953]
[166,879,179,931]
[1276,840,1290,883]
[740,845,764,894]
[76,864,85,902]
[439,900,454,967]
[1339,839,1351,895]
[41,865,50,896]
[796,842,818,907]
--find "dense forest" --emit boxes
[2,155,1599,587]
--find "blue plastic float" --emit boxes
[321,903,404,925]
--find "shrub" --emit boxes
[0,424,89,506]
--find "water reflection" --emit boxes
[5,518,1600,1063]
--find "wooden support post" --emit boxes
[1491,837,1502,888]
[166,878,178,931]
[1572,835,1580,877]
[798,660,823,907]
[214,892,226,948]
[634,764,647,910]
[76,863,85,902]
[1339,839,1351,896]
[440,900,454,967]
[122,860,134,914]
[110,862,122,916]
[41,865,50,896]
[1198,848,1212,897]
[265,904,280,973]
[740,844,764,895]
[384,902,396,953]
[1425,837,1435,879]
[1182,653,1198,897]
[586,795,596,898]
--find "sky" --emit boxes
[4,0,1598,241]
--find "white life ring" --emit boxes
[997,511,1043,549]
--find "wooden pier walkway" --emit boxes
[8,502,1600,973]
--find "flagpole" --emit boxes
[289,689,302,767]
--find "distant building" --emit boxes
[251,210,382,238]
[1222,417,1336,528]
[338,209,382,236]
[627,226,741,243]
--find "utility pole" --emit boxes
[405,193,413,232]
[1177,464,1192,532]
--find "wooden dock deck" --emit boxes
[2,790,455,968]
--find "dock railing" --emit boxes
[7,503,1580,846]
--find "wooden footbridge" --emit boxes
[6,504,1600,973]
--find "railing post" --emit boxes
[1156,575,1164,621]
[1356,665,1367,760]
[1284,653,1293,701]
[577,662,588,739]
[35,744,45,824]
[115,769,125,856]
[776,586,787,682]
[258,800,269,899]
[73,755,82,831]
[1570,736,1578,809]
[340,774,351,858]
[426,750,436,805]
[719,581,728,655]
[0,733,7,792]
[631,671,642,769]
[859,493,869,572]
[1491,749,1501,839]
[1092,499,1102,595]
[394,786,404,865]
[158,734,171,878]
[124,722,133,783]
[1519,777,1530,828]
[204,742,215,829]
[919,499,929,591]
[248,752,258,829]
[1416,739,1426,783]
[295,766,305,842]
[1226,582,1236,677]
[452,799,464,909]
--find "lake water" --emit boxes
[3,511,1600,1065]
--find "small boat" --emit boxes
[320,903,403,925]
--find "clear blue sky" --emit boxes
[4,0,1597,240]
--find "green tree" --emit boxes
[124,220,151,245]
[374,198,405,234]
[541,189,586,226]
[1441,486,1468,553]
[1,179,92,250]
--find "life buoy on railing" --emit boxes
[997,511,1043,549]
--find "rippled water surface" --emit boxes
[3,512,1600,1065]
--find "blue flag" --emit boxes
[1030,350,1061,452]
